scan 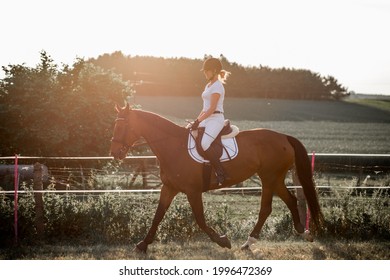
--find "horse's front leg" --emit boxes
[187,192,231,249]
[135,185,178,253]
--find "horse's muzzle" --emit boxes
[110,145,128,160]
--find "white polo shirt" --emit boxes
[201,80,225,113]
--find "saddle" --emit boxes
[189,120,239,191]
[188,120,239,163]
[194,120,236,159]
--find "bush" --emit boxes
[0,186,389,247]
[0,51,133,156]
[321,188,390,240]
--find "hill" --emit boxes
[136,96,390,123]
[135,97,390,154]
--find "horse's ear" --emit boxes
[115,103,121,113]
[125,96,133,110]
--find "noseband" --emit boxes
[112,113,170,155]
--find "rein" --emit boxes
[111,116,173,152]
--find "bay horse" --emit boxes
[110,104,324,252]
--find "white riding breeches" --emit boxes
[199,114,224,151]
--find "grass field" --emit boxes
[136,96,390,154]
[345,97,390,113]
[3,240,389,260]
[135,96,390,123]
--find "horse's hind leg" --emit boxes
[275,183,314,241]
[274,183,305,234]
[241,176,305,250]
[187,192,231,249]
[135,185,178,253]
[241,185,273,250]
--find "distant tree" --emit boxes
[90,52,349,100]
[322,75,349,100]
[0,51,132,156]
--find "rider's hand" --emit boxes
[186,119,200,130]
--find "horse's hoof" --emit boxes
[218,235,232,249]
[300,230,314,242]
[134,241,148,253]
[240,236,257,250]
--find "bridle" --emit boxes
[111,117,140,154]
[111,111,176,156]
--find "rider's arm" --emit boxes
[196,93,220,122]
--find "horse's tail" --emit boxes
[287,135,324,232]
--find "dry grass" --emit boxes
[2,239,389,260]
[1,190,389,260]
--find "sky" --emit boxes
[1,0,390,95]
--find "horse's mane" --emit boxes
[134,109,187,137]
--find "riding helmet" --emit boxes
[201,57,223,73]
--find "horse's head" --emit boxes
[110,103,140,160]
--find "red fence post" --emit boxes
[14,154,19,244]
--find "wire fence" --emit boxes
[1,154,389,195]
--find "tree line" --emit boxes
[91,51,348,100]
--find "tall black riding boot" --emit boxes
[204,145,228,186]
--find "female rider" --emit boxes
[190,57,230,186]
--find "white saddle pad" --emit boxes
[187,133,239,163]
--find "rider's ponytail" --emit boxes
[219,70,231,84]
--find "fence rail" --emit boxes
[1,153,389,167]
[1,185,389,195]
[1,153,390,191]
